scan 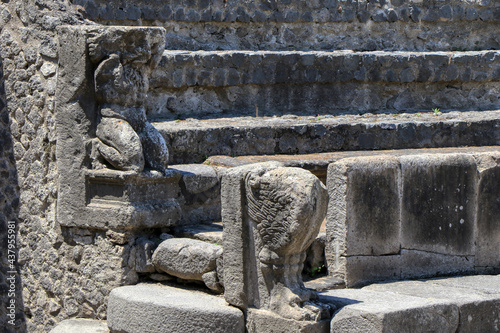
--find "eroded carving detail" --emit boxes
[244,166,329,321]
[88,28,168,173]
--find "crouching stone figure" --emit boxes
[222,162,330,324]
[89,27,169,173]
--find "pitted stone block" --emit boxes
[400,153,477,256]
[320,288,459,333]
[152,237,223,292]
[326,156,401,257]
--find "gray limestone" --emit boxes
[56,26,184,230]
[246,308,331,333]
[363,276,500,333]
[400,153,477,256]
[152,238,222,292]
[157,112,500,164]
[82,0,499,52]
[144,50,500,121]
[323,150,500,286]
[50,319,109,333]
[107,284,245,333]
[320,289,459,333]
[326,156,400,266]
[171,164,221,224]
[222,162,330,321]
[474,151,500,270]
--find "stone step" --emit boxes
[107,284,245,333]
[320,274,500,333]
[207,145,500,182]
[105,275,500,333]
[154,110,500,164]
[147,50,500,120]
[50,319,109,333]
[77,0,499,52]
[213,147,500,285]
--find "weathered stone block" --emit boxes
[400,249,474,279]
[364,277,500,333]
[152,238,222,281]
[474,152,500,270]
[332,255,402,288]
[246,308,331,333]
[325,156,401,286]
[326,156,401,257]
[107,284,245,333]
[400,153,477,256]
[320,289,459,333]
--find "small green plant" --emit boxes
[432,108,440,115]
[213,242,221,246]
[309,264,326,278]
[416,113,421,117]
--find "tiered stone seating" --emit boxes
[59,0,500,332]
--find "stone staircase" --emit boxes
[54,0,500,332]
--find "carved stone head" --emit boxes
[88,27,165,107]
[245,167,328,257]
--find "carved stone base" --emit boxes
[58,168,182,230]
[246,308,330,333]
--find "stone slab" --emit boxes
[246,308,331,333]
[326,155,400,258]
[400,153,477,256]
[428,274,500,294]
[319,288,459,333]
[107,284,245,333]
[400,249,474,279]
[146,50,500,121]
[157,111,500,164]
[173,223,223,244]
[474,152,500,270]
[332,255,402,288]
[363,275,500,333]
[83,0,499,52]
[50,319,109,333]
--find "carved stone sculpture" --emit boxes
[56,26,181,230]
[222,162,330,325]
[88,28,169,173]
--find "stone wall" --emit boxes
[0,1,151,332]
[73,0,500,51]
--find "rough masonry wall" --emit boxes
[73,0,500,51]
[0,1,147,332]
[0,53,25,332]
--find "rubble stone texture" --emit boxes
[222,162,329,322]
[74,0,500,52]
[147,50,500,120]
